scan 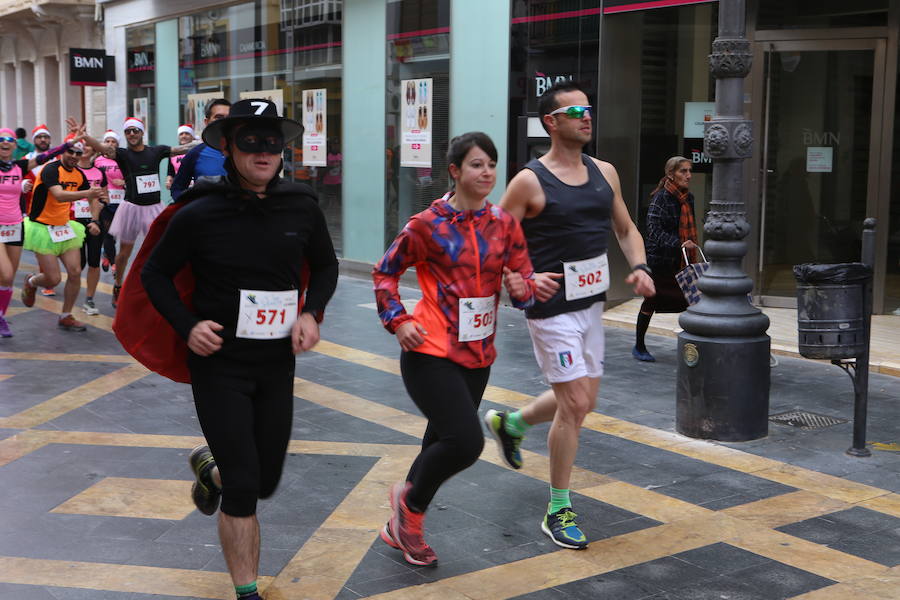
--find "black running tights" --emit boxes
[188,354,295,517]
[400,351,490,512]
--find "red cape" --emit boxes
[113,202,195,383]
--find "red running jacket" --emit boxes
[373,196,536,369]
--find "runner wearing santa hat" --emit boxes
[166,124,195,190]
[94,130,124,274]
[81,117,198,308]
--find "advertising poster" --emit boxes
[400,78,432,168]
[186,92,225,137]
[239,88,284,117]
[301,89,327,167]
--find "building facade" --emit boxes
[84,0,900,313]
[0,0,105,143]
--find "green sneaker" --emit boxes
[188,445,220,515]
[483,409,523,470]
[542,507,588,550]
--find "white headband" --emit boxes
[123,118,145,133]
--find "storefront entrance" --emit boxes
[752,36,891,311]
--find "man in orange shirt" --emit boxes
[21,141,105,330]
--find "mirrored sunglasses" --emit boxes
[549,105,592,119]
[234,130,284,154]
[0,137,15,143]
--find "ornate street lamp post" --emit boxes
[676,0,771,441]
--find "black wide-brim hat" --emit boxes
[202,98,303,150]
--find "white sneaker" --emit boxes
[82,298,99,316]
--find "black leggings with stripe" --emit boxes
[400,351,490,512]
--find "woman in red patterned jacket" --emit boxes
[373,131,536,567]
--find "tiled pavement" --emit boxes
[1,261,899,599]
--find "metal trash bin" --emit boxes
[793,263,872,360]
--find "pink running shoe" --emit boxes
[386,481,437,566]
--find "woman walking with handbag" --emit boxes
[633,156,698,362]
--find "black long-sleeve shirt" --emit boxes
[141,178,338,363]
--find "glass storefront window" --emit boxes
[126,25,156,142]
[384,0,451,246]
[887,47,900,315]
[178,0,344,254]
[756,0,887,30]
[508,1,601,177]
[600,4,717,236]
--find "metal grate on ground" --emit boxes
[769,410,849,430]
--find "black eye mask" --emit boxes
[233,128,285,154]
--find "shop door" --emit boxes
[757,39,886,305]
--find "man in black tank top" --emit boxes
[484,81,655,550]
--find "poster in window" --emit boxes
[400,78,432,168]
[806,147,833,173]
[133,97,149,136]
[301,89,327,167]
[239,89,284,118]
[186,92,225,138]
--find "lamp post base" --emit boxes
[676,332,771,441]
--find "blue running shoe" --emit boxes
[542,507,588,550]
[632,346,656,362]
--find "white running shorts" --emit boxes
[526,302,605,383]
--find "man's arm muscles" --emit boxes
[499,170,539,222]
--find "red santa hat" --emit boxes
[123,117,145,132]
[31,124,50,139]
[177,124,195,137]
[102,130,120,143]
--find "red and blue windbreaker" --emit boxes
[373,195,536,369]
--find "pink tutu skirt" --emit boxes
[109,201,164,243]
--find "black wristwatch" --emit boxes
[632,263,652,276]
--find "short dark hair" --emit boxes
[15,127,26,139]
[447,131,498,170]
[537,81,589,133]
[205,98,231,119]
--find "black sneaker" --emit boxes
[542,507,588,550]
[483,409,523,469]
[189,445,220,515]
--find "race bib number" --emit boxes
[0,222,22,243]
[458,295,496,342]
[48,224,76,243]
[73,199,92,219]
[135,174,160,194]
[236,289,298,340]
[564,253,610,301]
[108,188,124,204]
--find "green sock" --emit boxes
[505,411,532,437]
[548,487,571,514]
[235,582,257,599]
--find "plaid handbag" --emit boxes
[675,247,709,306]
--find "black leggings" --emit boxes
[188,353,295,517]
[400,351,490,512]
[100,205,117,264]
[78,219,103,269]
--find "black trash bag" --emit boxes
[793,262,872,284]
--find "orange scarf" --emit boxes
[665,179,697,265]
